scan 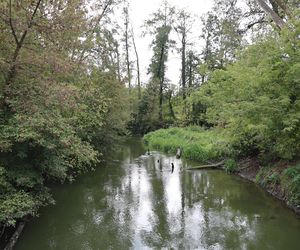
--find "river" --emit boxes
[15,138,300,250]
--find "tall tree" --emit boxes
[174,9,194,101]
[131,26,141,99]
[123,4,131,90]
[144,0,175,121]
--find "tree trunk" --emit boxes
[255,0,285,29]
[124,8,131,90]
[188,52,193,88]
[168,90,175,119]
[115,43,121,83]
[181,30,186,100]
[131,26,141,99]
[157,42,166,122]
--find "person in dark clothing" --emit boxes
[171,163,174,173]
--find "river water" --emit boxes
[16,138,300,250]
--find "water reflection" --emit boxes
[16,138,300,250]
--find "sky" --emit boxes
[125,0,214,88]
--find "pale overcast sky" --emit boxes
[125,0,214,88]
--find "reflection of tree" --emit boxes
[140,155,172,248]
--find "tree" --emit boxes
[131,26,141,99]
[144,0,175,121]
[174,9,194,101]
[123,4,132,90]
[254,0,286,28]
[0,0,130,231]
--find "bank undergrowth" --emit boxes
[144,126,230,162]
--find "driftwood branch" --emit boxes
[186,160,225,170]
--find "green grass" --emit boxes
[282,164,300,207]
[144,126,229,162]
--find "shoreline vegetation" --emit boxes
[144,127,300,216]
[1,0,300,248]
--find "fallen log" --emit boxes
[4,221,25,250]
[186,160,225,170]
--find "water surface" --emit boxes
[16,138,300,249]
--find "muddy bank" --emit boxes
[237,158,300,217]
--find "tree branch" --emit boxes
[246,18,268,30]
[77,0,114,65]
[9,0,19,45]
[18,0,43,48]
[255,0,285,29]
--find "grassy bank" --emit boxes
[144,126,229,162]
[144,127,300,211]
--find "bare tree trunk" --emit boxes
[188,52,193,88]
[181,29,186,100]
[157,43,166,121]
[271,0,291,18]
[115,43,121,82]
[124,7,131,90]
[255,0,285,29]
[131,26,141,99]
[168,90,175,119]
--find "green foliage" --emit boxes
[144,126,228,162]
[282,164,300,206]
[224,159,238,173]
[128,81,161,134]
[189,14,300,160]
[0,0,130,228]
[0,191,36,226]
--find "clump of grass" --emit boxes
[224,159,238,173]
[144,126,229,162]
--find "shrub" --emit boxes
[224,159,238,173]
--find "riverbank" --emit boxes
[144,127,300,216]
